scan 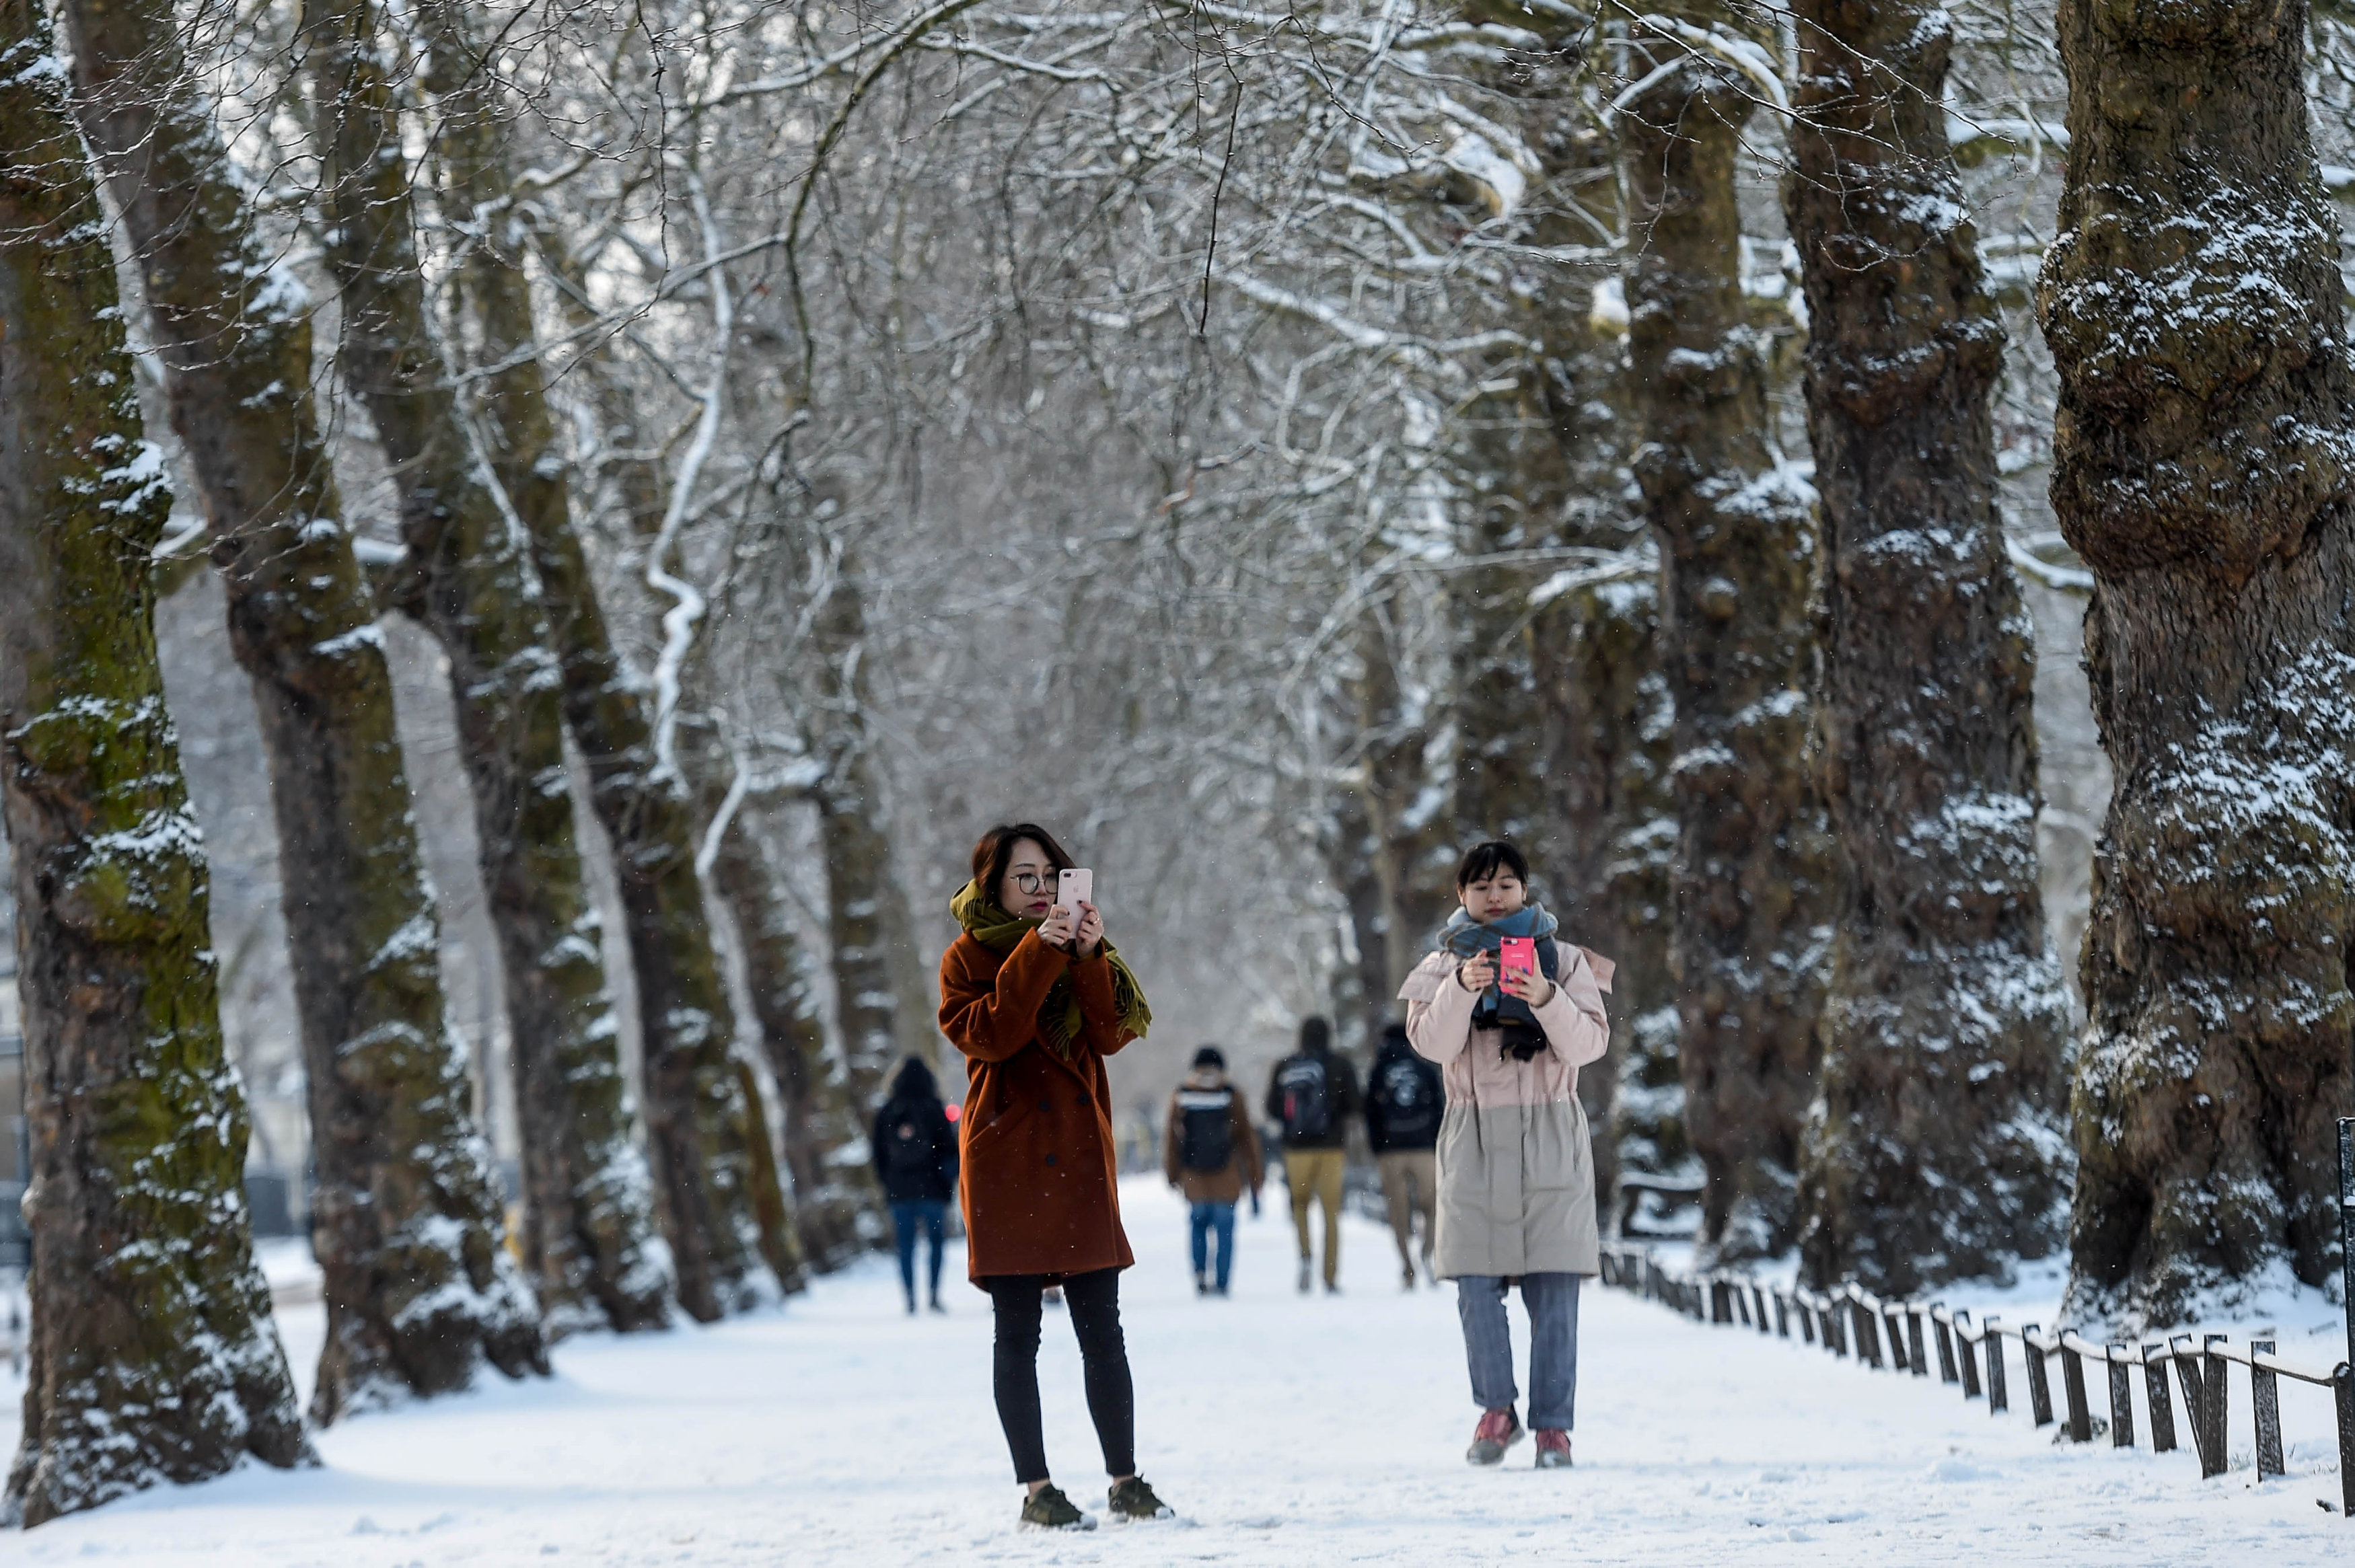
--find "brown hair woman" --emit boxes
[941,822,1170,1530]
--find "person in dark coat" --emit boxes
[1365,1020,1443,1289]
[1264,1015,1362,1294]
[873,1055,959,1314]
[1163,1045,1264,1296]
[939,822,1171,1530]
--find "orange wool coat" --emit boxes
[940,929,1138,1281]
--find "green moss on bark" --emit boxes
[0,0,311,1521]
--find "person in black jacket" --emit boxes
[1263,1016,1361,1294]
[1364,1020,1443,1289]
[873,1056,959,1314]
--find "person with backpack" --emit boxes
[941,822,1175,1530]
[1162,1045,1263,1296]
[1402,839,1609,1472]
[1364,1020,1442,1290]
[873,1055,959,1314]
[1263,1015,1360,1294]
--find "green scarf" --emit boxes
[949,879,1153,1057]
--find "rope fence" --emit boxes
[1597,1117,2355,1518]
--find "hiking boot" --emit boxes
[1466,1407,1524,1466]
[1534,1429,1572,1469]
[1195,1271,1210,1298]
[1402,1265,1417,1292]
[1020,1484,1093,1531]
[1107,1476,1174,1522]
[1324,1279,1342,1296]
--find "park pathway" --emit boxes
[1,1181,2342,1565]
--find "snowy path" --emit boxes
[5,1180,2348,1565]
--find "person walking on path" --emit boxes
[1163,1045,1263,1296]
[873,1056,959,1314]
[1264,1015,1360,1294]
[1365,1020,1442,1290]
[1402,840,1611,1471]
[940,822,1175,1531]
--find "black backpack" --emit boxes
[1373,1055,1439,1142]
[1277,1055,1334,1142]
[881,1109,937,1185]
[1175,1088,1235,1172]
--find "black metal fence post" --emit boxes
[2061,1338,2093,1443]
[2142,1343,2177,1453]
[1984,1320,2008,1415]
[2251,1339,2284,1479]
[2023,1324,2054,1427]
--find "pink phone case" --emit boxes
[1499,937,1537,979]
[1057,868,1093,911]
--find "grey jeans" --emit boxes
[1456,1273,1581,1431]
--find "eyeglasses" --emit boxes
[1009,871,1060,896]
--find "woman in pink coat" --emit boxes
[1401,840,1609,1470]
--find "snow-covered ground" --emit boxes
[5,1181,2351,1565]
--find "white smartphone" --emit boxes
[1057,867,1093,914]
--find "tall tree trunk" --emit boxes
[0,1,312,1517]
[1619,8,1835,1261]
[810,565,935,1135]
[414,0,778,1318]
[299,0,672,1335]
[703,794,879,1268]
[2039,0,2355,1324]
[1786,0,2072,1294]
[1323,605,1458,1035]
[1546,576,1679,1234]
[55,0,546,1419]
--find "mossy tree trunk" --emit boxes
[56,0,546,1419]
[299,0,672,1335]
[1786,0,2072,1294]
[811,568,932,1132]
[700,784,878,1269]
[0,0,312,1518]
[1619,5,1835,1261]
[2039,0,2355,1325]
[1546,576,1681,1236]
[1322,605,1459,1034]
[413,0,778,1318]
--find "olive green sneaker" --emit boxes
[1107,1475,1175,1522]
[1019,1483,1094,1531]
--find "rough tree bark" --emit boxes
[1547,576,1683,1236]
[700,788,879,1269]
[2039,0,2355,1324]
[0,0,311,1516]
[1785,0,2072,1294]
[810,568,934,1126]
[414,0,778,1318]
[1619,5,1836,1261]
[299,0,672,1334]
[56,0,546,1419]
[1323,605,1459,1035]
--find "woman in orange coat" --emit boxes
[941,822,1171,1531]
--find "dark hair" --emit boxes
[1455,839,1530,889]
[970,822,1076,911]
[1192,1045,1226,1070]
[1299,1015,1332,1054]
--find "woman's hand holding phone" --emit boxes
[1038,904,1077,949]
[1073,903,1103,957]
[1498,963,1555,1006]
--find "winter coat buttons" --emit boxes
[1045,1153,1058,1167]
[1039,1098,1052,1113]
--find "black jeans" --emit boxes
[984,1268,1134,1485]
